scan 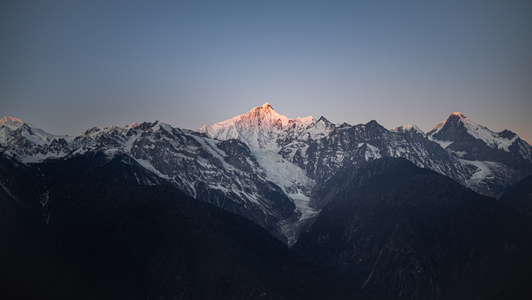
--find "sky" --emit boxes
[1,0,531,142]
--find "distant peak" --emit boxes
[366,120,381,127]
[316,116,331,123]
[445,112,476,127]
[199,103,316,148]
[0,116,24,127]
[392,124,424,134]
[125,122,140,129]
[245,103,276,116]
[259,102,273,110]
[364,120,386,132]
[449,112,468,120]
[428,113,472,136]
[251,102,275,113]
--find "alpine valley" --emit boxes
[1,103,531,299]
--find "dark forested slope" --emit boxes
[295,158,532,299]
[0,152,361,299]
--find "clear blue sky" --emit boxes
[1,0,531,142]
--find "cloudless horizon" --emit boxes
[1,1,531,142]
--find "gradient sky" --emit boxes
[1,0,531,142]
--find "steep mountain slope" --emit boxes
[0,116,71,162]
[199,105,532,242]
[2,106,532,299]
[294,158,532,299]
[199,106,468,243]
[199,106,532,202]
[0,154,47,290]
[199,104,320,243]
[0,152,362,299]
[1,106,531,244]
[428,112,532,196]
[286,119,467,202]
[199,103,315,150]
[0,116,297,241]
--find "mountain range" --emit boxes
[1,103,531,299]
[1,103,531,243]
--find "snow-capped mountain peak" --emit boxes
[450,112,467,118]
[0,116,73,163]
[428,112,468,136]
[447,112,477,127]
[392,124,424,135]
[429,112,522,153]
[0,116,24,128]
[300,116,336,140]
[260,102,273,110]
[0,116,61,144]
[1,107,531,244]
[199,103,315,149]
[125,122,140,129]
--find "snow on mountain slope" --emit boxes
[0,116,73,162]
[200,106,475,241]
[391,124,425,135]
[253,148,317,245]
[199,106,531,232]
[0,116,299,241]
[0,116,69,146]
[427,112,532,196]
[429,112,532,160]
[284,119,467,191]
[199,103,315,150]
[429,112,519,152]
[0,116,24,128]
[2,107,531,244]
[458,159,512,193]
[199,104,321,244]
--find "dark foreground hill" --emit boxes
[294,158,532,299]
[0,152,361,299]
[500,174,532,217]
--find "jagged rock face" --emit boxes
[1,107,532,243]
[126,124,296,238]
[198,105,532,202]
[283,120,467,192]
[0,117,296,241]
[0,120,71,161]
[428,112,532,196]
[428,113,525,162]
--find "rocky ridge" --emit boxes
[1,105,531,244]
